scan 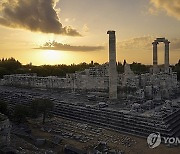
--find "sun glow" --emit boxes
[39,50,64,65]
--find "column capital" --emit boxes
[107,30,115,35]
[152,41,159,45]
[164,40,170,45]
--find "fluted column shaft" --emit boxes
[152,41,158,66]
[107,31,117,99]
[165,41,170,68]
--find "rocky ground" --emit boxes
[8,116,180,154]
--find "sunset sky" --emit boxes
[0,0,180,65]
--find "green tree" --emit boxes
[0,58,22,78]
[0,57,22,71]
[13,105,29,123]
[130,62,150,74]
[117,61,124,73]
[30,99,54,124]
[0,101,8,115]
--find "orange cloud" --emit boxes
[150,0,180,20]
[118,36,180,51]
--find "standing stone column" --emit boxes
[164,40,170,72]
[152,41,158,73]
[107,30,117,99]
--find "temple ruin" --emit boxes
[1,35,178,100]
[0,32,180,141]
[152,38,171,74]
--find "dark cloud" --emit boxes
[0,0,81,36]
[35,41,105,52]
[150,0,180,20]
